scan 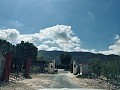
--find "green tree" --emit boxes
[101,62,112,82]
[16,41,38,60]
[60,52,71,70]
[89,59,102,77]
[0,39,13,54]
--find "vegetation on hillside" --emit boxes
[60,52,71,70]
[37,50,120,64]
[89,58,120,87]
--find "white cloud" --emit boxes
[1,25,119,55]
[0,25,83,52]
[115,34,120,39]
[48,47,62,51]
[37,44,49,50]
[99,35,120,55]
[37,25,81,51]
[0,29,20,44]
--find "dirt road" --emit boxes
[1,69,113,90]
[48,69,80,88]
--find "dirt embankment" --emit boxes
[0,74,54,90]
[0,73,118,90]
[70,75,117,90]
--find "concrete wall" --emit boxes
[73,60,77,75]
[0,52,5,79]
[52,60,55,70]
[80,64,89,75]
[48,63,54,74]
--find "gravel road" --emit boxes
[48,69,81,88]
[1,69,108,90]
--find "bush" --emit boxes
[30,66,43,74]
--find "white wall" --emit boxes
[80,64,89,75]
[73,60,77,75]
[48,63,54,74]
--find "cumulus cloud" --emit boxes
[37,25,81,51]
[0,25,83,52]
[37,44,49,50]
[0,25,120,55]
[0,29,20,44]
[99,35,120,55]
[1,25,119,55]
[115,34,120,39]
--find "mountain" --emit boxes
[37,50,120,64]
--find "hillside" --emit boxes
[37,50,120,64]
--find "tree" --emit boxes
[16,41,38,60]
[0,39,13,54]
[70,60,73,73]
[60,52,71,70]
[89,59,102,77]
[101,62,112,82]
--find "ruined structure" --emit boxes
[80,64,89,75]
[48,60,56,74]
[73,60,78,75]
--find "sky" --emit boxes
[0,0,120,55]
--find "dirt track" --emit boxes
[0,69,115,90]
[48,69,81,88]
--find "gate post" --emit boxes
[24,58,31,78]
[2,53,13,82]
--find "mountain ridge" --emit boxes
[37,50,120,64]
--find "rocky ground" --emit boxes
[0,70,118,90]
[70,75,117,90]
[0,73,54,90]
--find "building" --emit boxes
[80,64,89,75]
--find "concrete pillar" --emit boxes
[48,63,54,74]
[24,59,31,78]
[73,60,77,75]
[2,53,13,82]
[80,64,82,75]
[52,60,55,70]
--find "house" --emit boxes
[80,64,89,75]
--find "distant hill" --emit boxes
[37,50,120,64]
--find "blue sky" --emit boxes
[0,0,120,54]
